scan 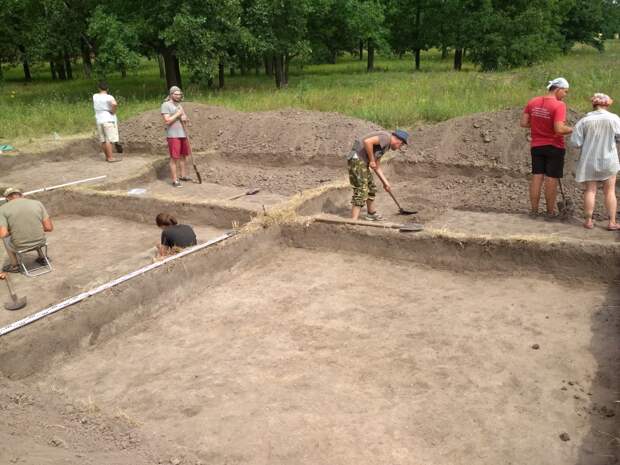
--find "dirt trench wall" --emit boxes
[40,189,254,229]
[283,222,620,284]
[0,228,282,379]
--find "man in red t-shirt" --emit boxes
[520,77,573,217]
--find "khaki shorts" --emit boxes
[97,122,120,143]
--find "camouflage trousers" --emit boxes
[348,158,376,207]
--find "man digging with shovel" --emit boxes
[347,129,409,220]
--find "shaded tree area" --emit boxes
[0,0,618,87]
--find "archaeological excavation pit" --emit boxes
[0,105,618,465]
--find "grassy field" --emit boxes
[1,41,619,142]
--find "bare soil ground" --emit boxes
[0,214,225,328]
[32,247,618,465]
[0,103,618,465]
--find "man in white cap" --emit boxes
[571,93,620,230]
[161,86,191,187]
[520,77,573,218]
[0,188,53,273]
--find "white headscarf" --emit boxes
[547,77,570,90]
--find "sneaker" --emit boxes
[364,212,383,221]
[172,180,182,188]
[179,176,192,182]
[35,256,51,266]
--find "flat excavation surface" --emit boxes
[0,214,225,328]
[37,247,616,465]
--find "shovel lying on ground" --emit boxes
[557,179,575,219]
[228,188,260,201]
[315,215,424,233]
[3,275,27,311]
[387,191,417,215]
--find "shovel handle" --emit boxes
[387,190,403,210]
[4,275,18,300]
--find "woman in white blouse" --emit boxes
[571,93,620,230]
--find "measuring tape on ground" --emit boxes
[0,231,236,337]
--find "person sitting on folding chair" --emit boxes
[0,188,53,273]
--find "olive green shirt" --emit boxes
[0,198,49,249]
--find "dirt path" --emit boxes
[37,247,614,465]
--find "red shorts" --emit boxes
[167,137,190,159]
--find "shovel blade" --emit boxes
[5,296,27,311]
[398,208,418,215]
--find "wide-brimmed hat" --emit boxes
[393,129,410,144]
[3,187,22,197]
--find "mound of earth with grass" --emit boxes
[119,103,382,165]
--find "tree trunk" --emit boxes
[64,52,73,79]
[81,38,92,78]
[359,40,363,61]
[161,48,182,90]
[329,48,337,64]
[454,48,463,71]
[157,55,165,79]
[264,55,273,76]
[50,61,57,80]
[121,67,127,78]
[218,61,225,89]
[56,59,67,80]
[441,45,448,59]
[284,54,290,85]
[274,54,283,89]
[414,48,421,70]
[366,39,374,72]
[18,46,31,82]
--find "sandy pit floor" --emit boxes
[0,214,225,328]
[107,154,344,210]
[0,154,158,193]
[32,247,617,465]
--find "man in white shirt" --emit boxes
[93,81,121,163]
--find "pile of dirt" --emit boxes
[402,107,583,176]
[120,103,382,165]
[121,103,585,178]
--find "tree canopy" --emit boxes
[0,0,618,87]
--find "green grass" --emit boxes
[1,41,619,142]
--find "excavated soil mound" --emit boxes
[120,103,382,165]
[403,107,582,175]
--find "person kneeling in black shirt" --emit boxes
[155,213,197,258]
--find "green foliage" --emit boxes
[1,41,619,141]
[88,7,140,78]
[468,0,564,70]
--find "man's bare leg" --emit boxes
[351,205,362,220]
[603,176,618,227]
[102,142,114,161]
[169,158,178,182]
[179,158,188,178]
[2,244,17,266]
[529,174,544,213]
[583,181,597,228]
[544,177,559,214]
[366,198,377,215]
